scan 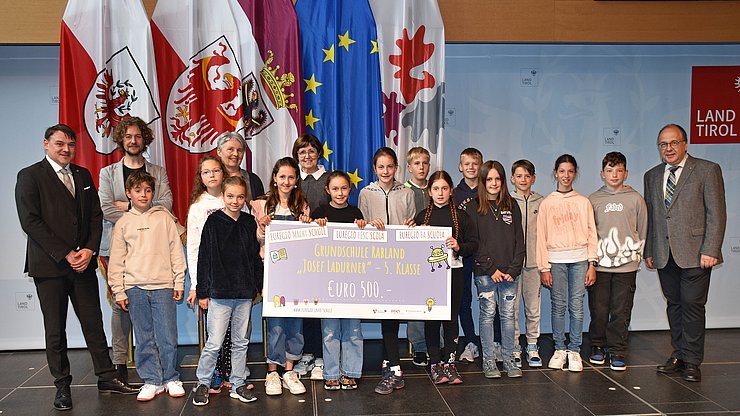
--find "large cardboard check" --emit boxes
[262,220,452,320]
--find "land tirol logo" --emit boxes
[690,66,740,144]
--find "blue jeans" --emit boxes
[321,318,363,379]
[196,298,252,391]
[407,321,427,353]
[126,287,179,386]
[266,317,304,367]
[550,261,588,353]
[475,275,518,362]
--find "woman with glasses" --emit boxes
[289,134,331,381]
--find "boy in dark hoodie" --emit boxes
[192,176,263,406]
[587,152,647,371]
[455,148,483,362]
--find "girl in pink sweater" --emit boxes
[536,154,597,372]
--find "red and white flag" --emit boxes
[232,0,304,183]
[60,0,163,184]
[370,0,445,181]
[151,0,247,219]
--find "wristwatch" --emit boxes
[589,261,598,267]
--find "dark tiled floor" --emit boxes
[1,329,740,415]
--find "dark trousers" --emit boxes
[426,268,465,363]
[33,270,116,388]
[302,318,323,358]
[458,256,477,342]
[587,270,637,354]
[658,252,711,365]
[381,320,401,367]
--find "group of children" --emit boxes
[106,132,648,404]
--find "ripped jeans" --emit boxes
[475,274,518,363]
[321,318,363,380]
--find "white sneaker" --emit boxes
[548,350,568,370]
[265,372,282,396]
[137,384,165,401]
[166,380,185,398]
[282,370,306,395]
[310,358,324,380]
[459,342,479,362]
[293,355,315,376]
[567,351,583,372]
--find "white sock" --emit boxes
[390,365,402,376]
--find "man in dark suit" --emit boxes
[643,123,726,382]
[15,124,137,411]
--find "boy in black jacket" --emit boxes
[192,177,263,406]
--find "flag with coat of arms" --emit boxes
[59,0,164,185]
[370,0,445,182]
[232,0,305,184]
[151,0,248,219]
[295,0,385,205]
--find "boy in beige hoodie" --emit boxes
[108,172,186,402]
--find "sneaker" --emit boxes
[459,342,479,363]
[339,376,358,390]
[265,372,282,396]
[567,351,583,372]
[548,350,568,370]
[526,344,542,367]
[493,342,504,363]
[209,371,224,394]
[282,371,306,395]
[482,360,501,379]
[512,351,523,368]
[445,363,463,384]
[374,371,405,395]
[137,384,165,402]
[192,384,209,406]
[609,354,627,371]
[503,359,523,378]
[589,346,606,365]
[431,363,449,384]
[166,380,185,398]
[413,352,429,367]
[324,379,341,391]
[310,358,324,380]
[293,355,315,376]
[230,385,257,403]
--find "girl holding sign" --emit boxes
[358,147,415,395]
[468,161,525,379]
[312,171,383,390]
[252,157,311,396]
[414,170,476,385]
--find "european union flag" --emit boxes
[296,0,384,205]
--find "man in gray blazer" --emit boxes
[98,116,173,383]
[643,123,726,382]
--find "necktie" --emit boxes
[60,168,75,197]
[664,166,679,209]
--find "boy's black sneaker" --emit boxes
[589,346,606,365]
[412,352,429,367]
[192,384,209,406]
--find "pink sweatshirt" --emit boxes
[536,190,598,272]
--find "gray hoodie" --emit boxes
[588,185,648,273]
[359,180,416,225]
[511,191,544,268]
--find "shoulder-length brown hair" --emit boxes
[189,155,227,206]
[262,157,309,218]
[477,160,512,214]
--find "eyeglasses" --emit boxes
[297,149,318,157]
[201,168,222,176]
[657,140,686,150]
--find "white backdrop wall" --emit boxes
[1,43,738,350]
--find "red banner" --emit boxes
[690,66,740,144]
